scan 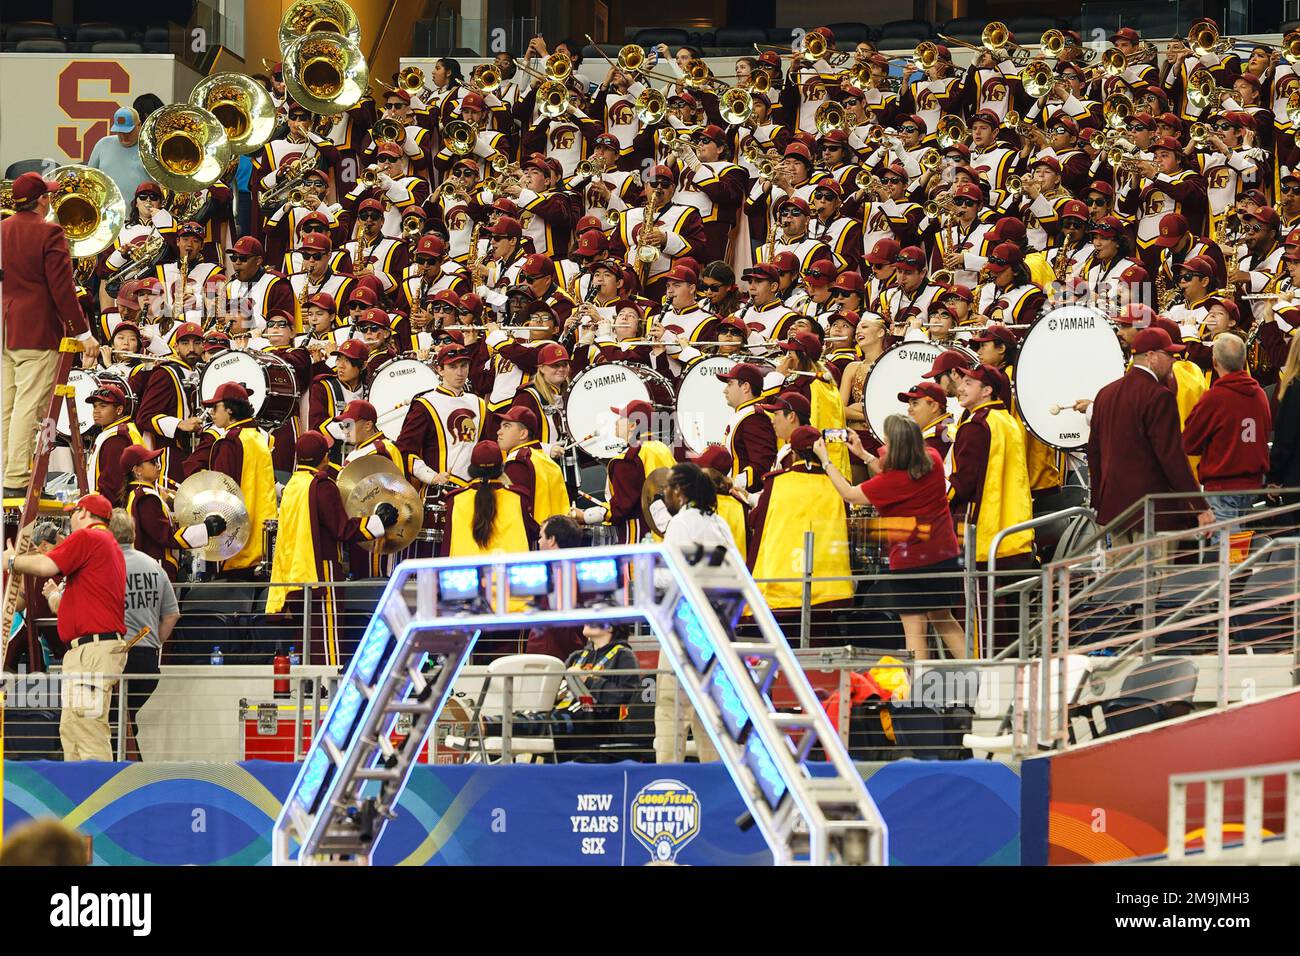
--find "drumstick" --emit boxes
[1049,402,1084,415]
[576,489,606,505]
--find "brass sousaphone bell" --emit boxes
[280,0,368,115]
[337,456,422,554]
[140,103,233,193]
[45,164,127,258]
[173,471,252,561]
[190,72,277,156]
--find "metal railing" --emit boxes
[1167,760,1300,864]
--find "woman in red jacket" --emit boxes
[816,414,966,660]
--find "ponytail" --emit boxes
[469,463,501,548]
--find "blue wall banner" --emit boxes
[3,759,1020,866]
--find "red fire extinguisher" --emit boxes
[274,646,290,699]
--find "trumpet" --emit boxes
[1102,92,1133,129]
[396,66,424,91]
[719,86,752,126]
[1022,61,1055,99]
[914,41,940,71]
[1004,174,1024,196]
[1040,28,1097,62]
[853,167,882,193]
[924,196,957,218]
[919,148,940,172]
[470,64,501,94]
[358,163,383,188]
[634,88,668,126]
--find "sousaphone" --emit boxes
[173,471,252,561]
[337,456,422,553]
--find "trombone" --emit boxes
[936,114,969,150]
[441,119,479,156]
[1187,20,1234,57]
[1187,70,1235,112]
[814,101,847,137]
[1040,28,1097,63]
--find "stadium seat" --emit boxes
[1086,657,1198,736]
[442,654,566,763]
[14,39,68,52]
[963,652,1095,755]
[715,26,767,49]
[143,26,172,52]
[75,24,128,45]
[940,17,990,42]
[632,28,689,50]
[1233,565,1299,650]
[5,21,61,44]
[825,22,871,44]
[875,20,933,48]
[91,41,145,53]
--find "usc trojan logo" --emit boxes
[549,125,577,151]
[57,61,132,161]
[984,81,1007,104]
[608,101,634,126]
[917,89,938,112]
[1207,167,1233,190]
[447,408,478,443]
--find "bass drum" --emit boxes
[862,341,974,442]
[200,349,298,429]
[564,361,674,459]
[57,368,135,438]
[1014,306,1125,450]
[368,357,441,441]
[675,355,777,454]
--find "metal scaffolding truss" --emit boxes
[272,543,887,866]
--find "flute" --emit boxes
[112,349,192,366]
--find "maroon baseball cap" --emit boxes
[358,197,385,215]
[428,289,462,310]
[743,262,779,282]
[895,246,927,272]
[610,399,654,421]
[663,264,698,285]
[135,181,163,200]
[228,236,264,257]
[519,253,553,279]
[201,382,250,406]
[952,182,983,203]
[1060,199,1089,222]
[86,384,128,407]
[296,432,330,461]
[788,424,821,452]
[491,197,520,216]
[537,343,570,366]
[1110,26,1141,42]
[988,217,1026,244]
[1092,214,1125,237]
[332,339,369,362]
[717,362,765,393]
[10,171,59,203]
[956,363,1012,398]
[306,291,337,313]
[648,163,676,184]
[65,493,113,522]
[338,399,378,423]
[119,444,163,473]
[177,220,205,238]
[970,110,1000,129]
[1244,206,1281,228]
[174,321,205,341]
[594,132,619,150]
[898,382,947,404]
[985,242,1023,273]
[967,324,1018,346]
[415,234,446,257]
[376,142,402,159]
[1152,135,1182,153]
[775,195,809,216]
[780,331,823,361]
[471,440,503,468]
[691,444,733,473]
[488,216,523,238]
[1131,327,1186,355]
[1177,255,1217,277]
[573,231,608,257]
[804,259,838,287]
[758,390,811,417]
[297,232,332,253]
[832,271,865,294]
[783,142,813,165]
[499,405,539,432]
[716,314,748,336]
[866,237,901,266]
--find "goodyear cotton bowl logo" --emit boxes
[631,780,701,862]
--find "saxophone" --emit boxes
[176,253,191,318]
[1155,254,1176,312]
[465,221,484,287]
[634,186,662,286]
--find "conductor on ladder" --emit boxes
[1,172,100,499]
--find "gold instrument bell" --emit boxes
[1022,61,1055,99]
[280,1,368,115]
[0,179,14,219]
[173,471,252,562]
[641,468,671,536]
[337,457,422,553]
[536,79,572,119]
[936,114,968,149]
[44,164,127,258]
[720,87,752,126]
[442,119,478,155]
[140,103,233,193]
[617,44,646,74]
[814,101,847,136]
[190,72,277,156]
[635,88,667,126]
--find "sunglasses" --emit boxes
[229,254,252,263]
[288,113,309,121]
[882,177,904,185]
[267,320,292,329]
[385,101,406,109]
[1086,197,1108,206]
[355,323,386,333]
[1284,184,1300,194]
[1049,126,1069,135]
[1243,222,1267,232]
[700,282,725,292]
[376,157,395,164]
[813,190,837,201]
[358,212,383,221]
[301,252,326,261]
[898,126,918,134]
[1177,273,1197,282]
[452,168,474,176]
[415,255,437,265]
[650,179,673,188]
[952,197,977,207]
[779,209,805,218]
[987,256,1009,266]
[1128,124,1152,132]
[302,223,326,232]
[430,304,457,313]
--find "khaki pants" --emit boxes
[60,638,126,761]
[2,347,60,489]
[653,651,719,765]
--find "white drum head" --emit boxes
[677,356,765,454]
[201,350,277,416]
[1015,306,1125,450]
[57,368,101,437]
[369,359,441,440]
[565,362,654,459]
[862,342,946,442]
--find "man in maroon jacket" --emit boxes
[1,172,99,496]
[1181,334,1272,523]
[1087,327,1212,541]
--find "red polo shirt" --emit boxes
[47,524,126,643]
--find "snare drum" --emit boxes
[368,358,441,441]
[1013,306,1125,450]
[675,356,776,454]
[57,369,136,438]
[862,342,974,442]
[200,349,298,429]
[563,361,674,459]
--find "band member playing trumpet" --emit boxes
[263,168,337,265]
[670,124,748,265]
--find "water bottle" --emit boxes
[210,645,224,666]
[288,645,301,666]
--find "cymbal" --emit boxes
[343,469,423,554]
[337,455,403,505]
[173,470,251,561]
[641,467,671,537]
